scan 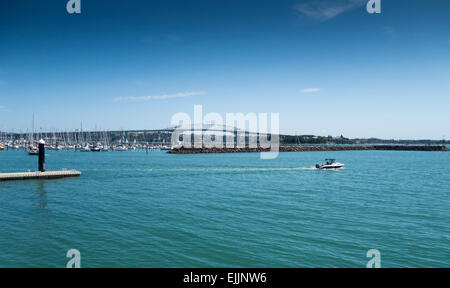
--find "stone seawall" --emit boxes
[168,145,449,154]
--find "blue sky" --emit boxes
[0,0,449,139]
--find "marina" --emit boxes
[0,128,175,152]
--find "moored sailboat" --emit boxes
[27,146,39,155]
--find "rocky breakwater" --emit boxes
[167,145,449,154]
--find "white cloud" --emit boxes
[294,0,365,22]
[114,91,206,102]
[300,88,320,93]
[0,105,8,112]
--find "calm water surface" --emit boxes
[0,149,449,267]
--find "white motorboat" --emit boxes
[80,144,91,152]
[27,146,39,155]
[114,145,128,151]
[160,146,172,151]
[316,159,344,169]
[91,146,101,152]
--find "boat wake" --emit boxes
[154,167,319,172]
[85,166,345,173]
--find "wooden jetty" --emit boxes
[0,170,81,182]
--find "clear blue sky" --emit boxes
[0,0,449,139]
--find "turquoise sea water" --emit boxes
[0,149,449,267]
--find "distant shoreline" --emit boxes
[168,145,449,154]
[1,130,448,146]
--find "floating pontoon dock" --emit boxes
[0,139,82,182]
[0,170,81,182]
